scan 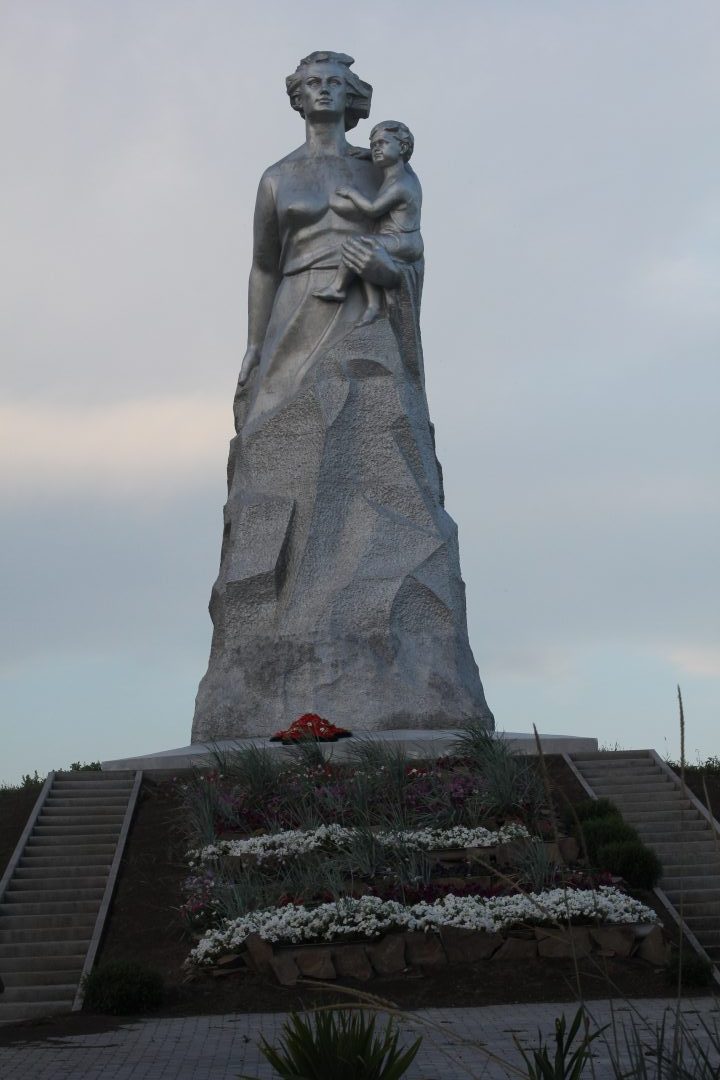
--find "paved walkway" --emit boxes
[0,998,718,1078]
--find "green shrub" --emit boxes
[256,1009,421,1080]
[580,816,637,861]
[563,797,620,832]
[596,840,662,888]
[666,949,715,988]
[82,960,164,1015]
[69,761,102,771]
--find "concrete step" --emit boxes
[0,939,91,957]
[36,812,125,826]
[691,930,720,948]
[19,853,114,868]
[32,823,122,836]
[634,819,709,835]
[4,886,104,903]
[0,911,96,930]
[580,763,660,776]
[40,806,127,818]
[663,887,720,900]
[0,953,86,972]
[651,846,720,864]
[590,781,676,795]
[626,808,704,823]
[666,899,720,917]
[0,969,83,987]
[599,791,689,805]
[52,780,132,791]
[0,925,92,944]
[650,842,719,857]
[13,867,109,885]
[0,899,100,916]
[26,833,118,847]
[662,873,720,890]
[25,838,118,853]
[683,915,720,933]
[637,832,714,847]
[0,1001,73,1022]
[572,751,653,761]
[1,984,77,1004]
[44,797,129,808]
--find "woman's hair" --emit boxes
[286,51,372,131]
[370,121,415,162]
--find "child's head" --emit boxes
[369,121,414,165]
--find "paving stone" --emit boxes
[2,997,719,1079]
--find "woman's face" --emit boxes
[299,62,347,121]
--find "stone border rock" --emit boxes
[229,923,669,986]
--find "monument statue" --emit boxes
[191,51,494,740]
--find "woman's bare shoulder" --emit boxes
[260,146,308,181]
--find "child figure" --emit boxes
[315,120,423,324]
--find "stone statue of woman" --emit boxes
[191,51,493,741]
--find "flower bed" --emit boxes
[188,886,658,968]
[189,823,531,867]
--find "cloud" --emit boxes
[0,396,230,496]
[666,646,720,679]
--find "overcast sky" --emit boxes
[1,1,718,782]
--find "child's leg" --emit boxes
[314,264,354,301]
[357,280,383,325]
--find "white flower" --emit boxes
[186,885,658,967]
[187,823,531,866]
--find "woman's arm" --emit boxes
[238,174,281,385]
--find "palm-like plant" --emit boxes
[244,1009,422,1080]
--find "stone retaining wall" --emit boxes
[222,923,668,986]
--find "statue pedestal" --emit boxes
[101,730,598,774]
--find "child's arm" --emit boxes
[335,182,406,219]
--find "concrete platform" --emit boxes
[101,730,598,773]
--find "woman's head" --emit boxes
[286,51,372,130]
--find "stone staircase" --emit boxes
[568,750,720,973]
[0,770,141,1023]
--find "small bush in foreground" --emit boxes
[82,960,164,1015]
[249,1009,422,1080]
[564,797,620,832]
[597,840,662,889]
[666,949,715,988]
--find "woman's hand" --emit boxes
[237,345,261,387]
[341,236,400,288]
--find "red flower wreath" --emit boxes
[269,713,352,744]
